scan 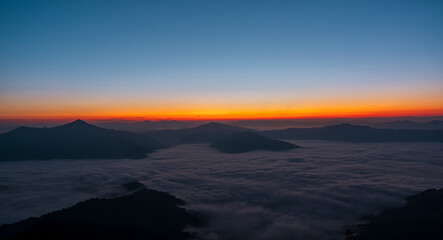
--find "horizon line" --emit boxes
[1,114,443,123]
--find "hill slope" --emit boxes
[356,188,443,240]
[0,186,201,240]
[0,120,162,161]
[212,131,299,153]
[146,122,252,145]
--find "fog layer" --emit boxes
[1,141,442,239]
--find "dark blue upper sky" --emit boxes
[1,0,442,119]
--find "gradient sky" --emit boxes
[1,0,442,120]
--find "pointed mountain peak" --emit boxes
[72,119,88,125]
[58,119,98,129]
[68,119,92,126]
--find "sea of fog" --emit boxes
[1,141,442,240]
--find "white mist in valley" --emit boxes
[1,141,442,239]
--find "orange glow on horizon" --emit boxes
[1,108,442,122]
[1,82,442,122]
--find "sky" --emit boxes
[1,0,442,120]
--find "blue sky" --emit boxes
[1,0,442,119]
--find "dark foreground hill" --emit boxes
[0,185,201,240]
[0,120,163,161]
[356,188,443,240]
[261,123,443,142]
[212,131,299,153]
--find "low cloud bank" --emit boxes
[1,141,442,239]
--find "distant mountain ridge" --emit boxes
[0,120,163,161]
[146,122,300,153]
[373,120,443,130]
[0,121,301,160]
[226,117,443,130]
[2,120,442,161]
[95,120,199,132]
[146,122,252,145]
[261,123,443,142]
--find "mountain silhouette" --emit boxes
[426,120,443,129]
[356,188,443,240]
[146,122,298,153]
[61,119,94,127]
[212,131,299,153]
[0,185,201,240]
[96,120,198,132]
[261,123,443,142]
[374,120,443,130]
[0,120,163,161]
[146,122,252,145]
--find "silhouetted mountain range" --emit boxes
[0,184,201,240]
[146,122,252,145]
[96,120,199,132]
[2,120,442,161]
[212,131,299,153]
[0,121,301,160]
[261,123,443,142]
[373,120,443,130]
[227,117,443,130]
[0,120,162,161]
[2,117,442,134]
[146,122,300,153]
[356,188,443,240]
